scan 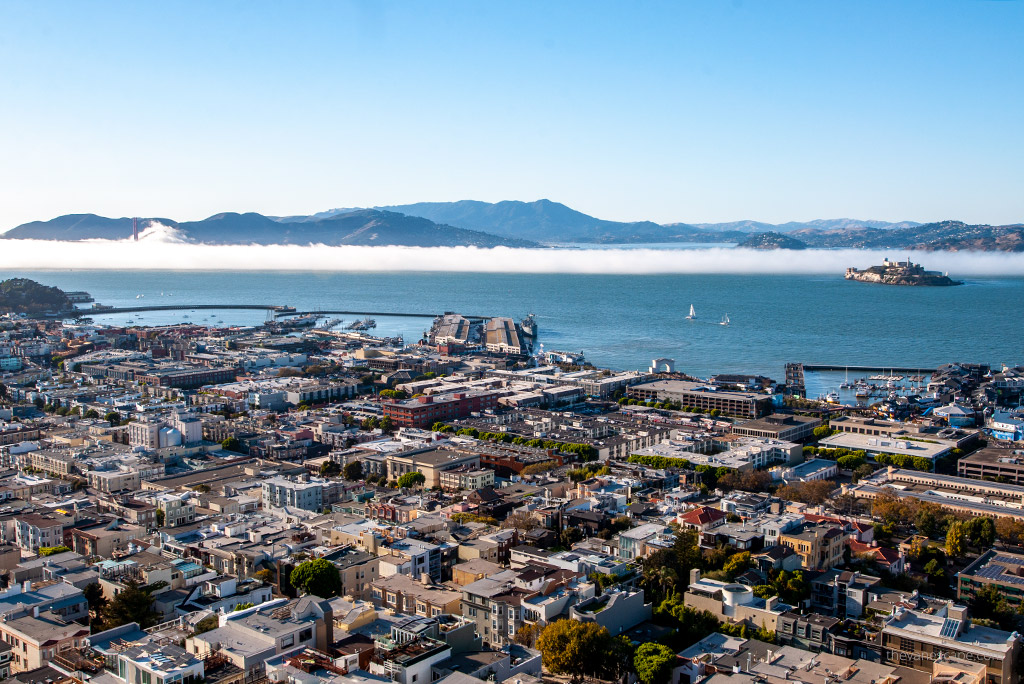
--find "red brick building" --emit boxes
[383,390,501,428]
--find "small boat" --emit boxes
[719,313,730,326]
[826,390,840,404]
[685,304,696,320]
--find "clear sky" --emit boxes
[1,0,1022,228]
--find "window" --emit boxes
[300,628,313,642]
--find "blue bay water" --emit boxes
[4,269,1022,384]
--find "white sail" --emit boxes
[686,304,696,320]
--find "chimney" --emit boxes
[690,568,701,584]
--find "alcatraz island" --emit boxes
[845,256,963,286]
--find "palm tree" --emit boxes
[657,566,679,597]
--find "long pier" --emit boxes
[801,364,937,373]
[79,304,285,315]
[73,304,490,320]
[280,310,490,320]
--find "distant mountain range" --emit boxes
[2,210,539,248]
[3,200,1022,251]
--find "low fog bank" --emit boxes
[3,227,1024,275]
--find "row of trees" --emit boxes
[431,423,598,460]
[617,397,724,416]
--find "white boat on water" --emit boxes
[826,390,841,404]
[685,304,696,320]
[720,313,730,326]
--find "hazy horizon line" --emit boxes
[1,228,1024,276]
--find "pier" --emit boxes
[800,364,937,374]
[72,304,491,320]
[279,310,491,320]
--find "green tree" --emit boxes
[945,521,967,559]
[560,527,583,548]
[233,602,254,611]
[343,461,364,480]
[155,509,165,527]
[254,568,276,584]
[194,614,220,635]
[319,460,341,477]
[379,415,394,434]
[221,436,242,452]
[83,408,100,419]
[397,471,426,489]
[723,551,752,580]
[290,558,342,598]
[83,582,108,624]
[967,517,996,548]
[812,425,834,440]
[100,579,160,629]
[536,620,613,682]
[104,411,121,426]
[512,621,542,647]
[634,642,675,684]
[837,453,866,470]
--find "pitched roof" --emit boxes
[678,506,726,526]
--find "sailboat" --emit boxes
[719,313,730,326]
[685,304,696,320]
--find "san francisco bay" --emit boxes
[5,269,1022,390]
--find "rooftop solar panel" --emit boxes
[939,618,961,639]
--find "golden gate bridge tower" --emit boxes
[132,217,139,241]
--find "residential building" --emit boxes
[113,642,204,684]
[178,576,273,614]
[385,448,481,488]
[809,570,882,619]
[438,467,495,492]
[776,612,841,653]
[569,588,652,637]
[683,570,791,630]
[188,597,334,677]
[263,476,325,511]
[155,492,196,527]
[617,523,670,559]
[370,574,461,618]
[778,522,844,571]
[13,513,69,552]
[880,603,1020,684]
[0,610,90,673]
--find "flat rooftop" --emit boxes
[818,432,948,459]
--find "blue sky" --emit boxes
[1,0,1022,228]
